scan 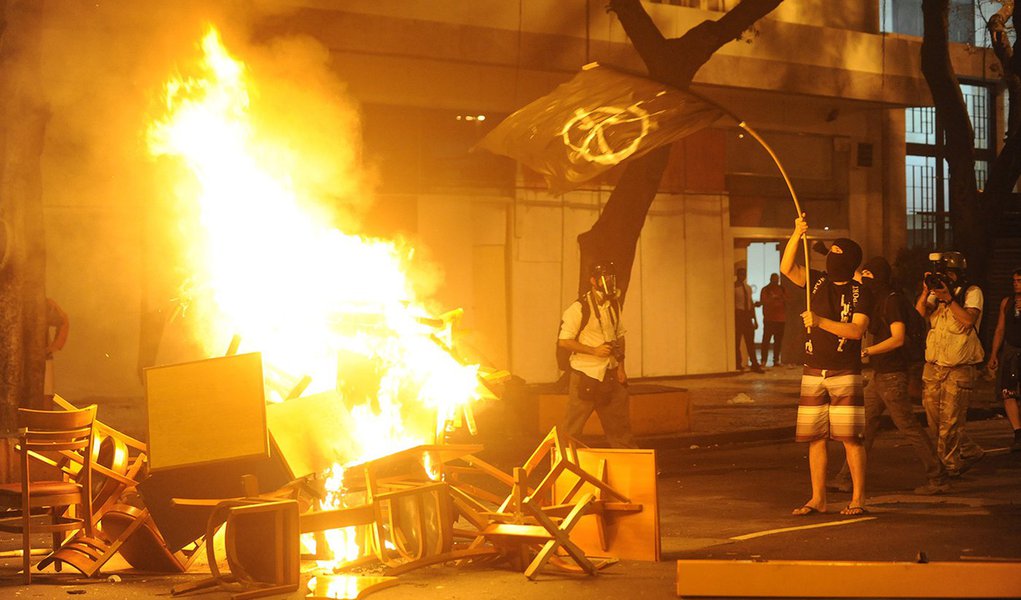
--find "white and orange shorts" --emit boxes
[796,368,865,442]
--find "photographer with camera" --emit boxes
[557,262,637,449]
[915,251,986,477]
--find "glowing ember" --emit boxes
[147,27,482,562]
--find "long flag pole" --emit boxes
[681,85,813,337]
[735,122,812,329]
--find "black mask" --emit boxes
[826,238,861,282]
[861,276,885,294]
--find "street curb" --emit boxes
[639,426,797,449]
[634,408,1006,451]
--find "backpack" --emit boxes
[556,296,592,372]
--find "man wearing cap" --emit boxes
[915,251,985,477]
[780,216,873,516]
[829,257,949,495]
[557,262,637,448]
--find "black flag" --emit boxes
[477,63,723,194]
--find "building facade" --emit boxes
[41,1,999,396]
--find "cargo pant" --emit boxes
[563,370,637,449]
[836,370,945,485]
[922,363,983,474]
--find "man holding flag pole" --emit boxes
[781,215,874,517]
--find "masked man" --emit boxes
[915,251,985,476]
[781,216,873,516]
[557,262,637,448]
[829,257,949,495]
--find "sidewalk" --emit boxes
[637,363,1003,450]
[647,364,802,447]
[71,363,1006,469]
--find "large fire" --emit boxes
[146,27,482,561]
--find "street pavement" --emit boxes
[2,365,1020,598]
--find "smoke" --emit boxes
[33,1,381,396]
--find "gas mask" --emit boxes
[590,262,619,302]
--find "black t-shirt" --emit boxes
[1003,296,1021,349]
[804,271,874,371]
[869,289,908,374]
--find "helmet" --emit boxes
[930,251,967,272]
[942,251,967,271]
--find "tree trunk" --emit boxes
[920,0,986,279]
[0,0,49,475]
[579,0,783,300]
[984,3,1021,225]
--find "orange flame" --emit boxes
[147,27,481,562]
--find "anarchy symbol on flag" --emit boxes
[560,103,651,165]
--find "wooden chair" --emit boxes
[171,496,301,599]
[0,405,97,584]
[35,396,156,578]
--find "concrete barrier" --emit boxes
[536,384,691,436]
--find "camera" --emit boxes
[925,251,965,291]
[608,339,625,361]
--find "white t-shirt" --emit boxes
[925,285,984,366]
[558,293,626,381]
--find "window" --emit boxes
[881,0,1002,47]
[904,82,997,249]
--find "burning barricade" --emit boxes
[7,26,658,598]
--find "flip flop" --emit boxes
[791,505,823,516]
[840,505,869,516]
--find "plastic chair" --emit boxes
[0,405,97,583]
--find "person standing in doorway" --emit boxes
[760,273,786,367]
[735,267,764,373]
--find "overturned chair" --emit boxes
[32,396,183,578]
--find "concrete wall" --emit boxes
[506,190,731,383]
[284,1,993,111]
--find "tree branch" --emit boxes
[988,1,1019,137]
[609,0,783,88]
[986,1,1021,196]
[582,0,784,302]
